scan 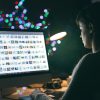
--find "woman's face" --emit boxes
[79,21,92,49]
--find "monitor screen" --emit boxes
[0,30,51,88]
[0,31,49,75]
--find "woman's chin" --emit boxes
[84,43,91,49]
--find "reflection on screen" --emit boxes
[0,31,49,75]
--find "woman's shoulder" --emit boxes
[80,50,100,60]
[78,52,92,64]
[76,51,100,71]
[74,52,95,71]
[82,51,100,61]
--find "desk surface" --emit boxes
[6,87,67,100]
[4,80,68,100]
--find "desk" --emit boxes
[4,80,68,100]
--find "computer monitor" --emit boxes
[0,29,52,88]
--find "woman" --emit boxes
[61,2,100,100]
[29,2,100,100]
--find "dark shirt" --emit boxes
[61,51,100,100]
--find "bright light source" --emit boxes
[57,40,61,44]
[52,47,56,51]
[50,32,67,41]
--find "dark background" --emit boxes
[0,0,93,77]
